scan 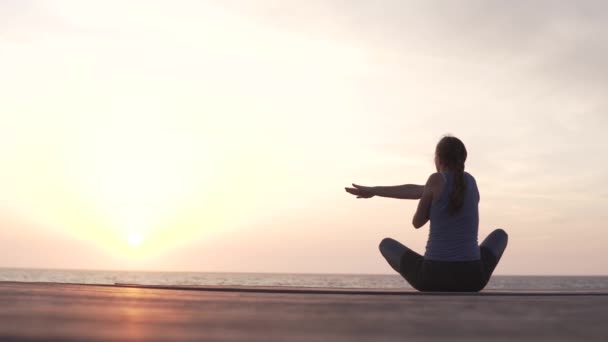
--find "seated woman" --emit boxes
[345,136,508,292]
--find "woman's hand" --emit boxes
[345,183,375,199]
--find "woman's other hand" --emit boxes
[345,183,375,198]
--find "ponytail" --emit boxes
[449,163,466,215]
[436,136,468,215]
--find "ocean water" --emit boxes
[1,268,608,291]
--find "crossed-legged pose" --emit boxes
[346,136,508,292]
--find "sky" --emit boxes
[0,0,607,275]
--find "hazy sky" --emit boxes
[1,0,607,275]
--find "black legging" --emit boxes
[379,229,508,292]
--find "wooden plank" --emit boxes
[1,282,607,341]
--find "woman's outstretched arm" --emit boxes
[345,183,424,199]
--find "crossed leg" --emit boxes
[378,237,424,289]
[379,229,508,290]
[378,238,409,274]
[480,228,509,283]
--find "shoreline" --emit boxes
[3,281,608,296]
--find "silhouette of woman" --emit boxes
[346,136,508,292]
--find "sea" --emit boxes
[1,268,608,291]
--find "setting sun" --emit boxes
[127,232,144,248]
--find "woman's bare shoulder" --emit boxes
[427,172,444,183]
[426,172,445,191]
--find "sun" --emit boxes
[127,232,144,248]
[68,109,218,256]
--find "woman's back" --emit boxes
[349,135,508,292]
[425,171,480,261]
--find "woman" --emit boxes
[345,136,508,292]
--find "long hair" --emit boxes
[435,136,467,215]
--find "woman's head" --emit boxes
[435,135,468,214]
[435,135,467,173]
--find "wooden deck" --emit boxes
[1,282,607,341]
